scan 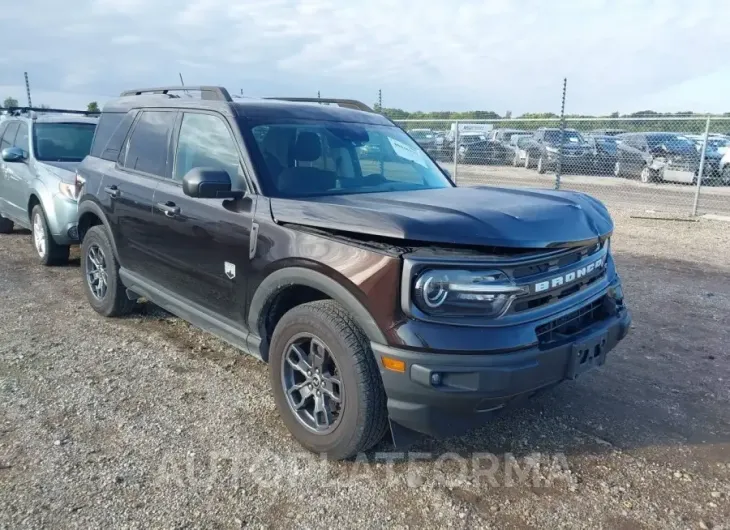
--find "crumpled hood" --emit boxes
[35,161,79,184]
[270,187,614,248]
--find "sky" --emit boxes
[0,0,728,116]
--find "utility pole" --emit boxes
[317,90,321,100]
[24,72,32,107]
[378,89,382,111]
[555,77,567,190]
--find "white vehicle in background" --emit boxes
[720,149,730,184]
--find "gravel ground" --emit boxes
[1,211,730,529]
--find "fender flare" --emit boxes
[247,266,387,345]
[77,199,120,260]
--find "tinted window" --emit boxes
[33,123,97,162]
[121,111,176,176]
[243,120,452,198]
[174,113,240,182]
[90,112,124,158]
[14,123,29,151]
[1,122,19,150]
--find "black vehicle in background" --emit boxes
[614,132,700,183]
[526,128,592,174]
[491,129,533,163]
[457,134,508,164]
[590,129,626,137]
[409,128,438,153]
[585,134,618,174]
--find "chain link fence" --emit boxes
[394,117,730,217]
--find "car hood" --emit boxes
[35,161,79,183]
[270,187,613,249]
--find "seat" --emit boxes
[277,132,336,196]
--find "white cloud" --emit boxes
[0,0,727,114]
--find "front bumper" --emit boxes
[374,303,631,438]
[48,193,79,244]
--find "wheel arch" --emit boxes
[248,265,388,362]
[77,200,120,260]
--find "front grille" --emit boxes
[512,243,601,280]
[535,297,607,345]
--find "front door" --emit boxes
[147,111,254,323]
[4,122,33,222]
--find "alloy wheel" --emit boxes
[32,212,46,258]
[281,333,343,434]
[86,244,109,300]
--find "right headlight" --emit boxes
[412,269,526,318]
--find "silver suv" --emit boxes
[0,108,98,265]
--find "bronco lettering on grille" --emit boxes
[533,256,605,293]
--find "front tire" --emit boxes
[269,300,388,460]
[80,225,136,317]
[31,205,69,266]
[640,165,656,183]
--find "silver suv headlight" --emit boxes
[412,269,525,318]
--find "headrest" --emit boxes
[294,132,322,162]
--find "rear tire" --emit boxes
[81,225,136,317]
[0,215,13,234]
[31,205,69,266]
[269,300,388,460]
[524,153,531,169]
[640,165,656,183]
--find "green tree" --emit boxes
[87,101,100,113]
[2,96,19,108]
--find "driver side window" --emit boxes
[174,113,241,184]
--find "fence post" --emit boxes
[555,77,567,190]
[453,120,459,184]
[691,116,711,216]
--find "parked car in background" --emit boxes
[457,134,508,165]
[491,129,532,163]
[506,134,536,166]
[719,149,730,185]
[589,129,626,137]
[585,134,618,174]
[0,107,98,264]
[526,128,592,174]
[614,132,702,183]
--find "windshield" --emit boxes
[543,130,583,144]
[595,137,617,153]
[706,137,730,151]
[647,134,695,151]
[242,121,453,198]
[461,135,486,144]
[33,122,96,162]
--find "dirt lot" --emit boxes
[1,211,729,529]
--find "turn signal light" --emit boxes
[381,356,406,373]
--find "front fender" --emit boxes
[77,198,120,260]
[247,266,388,346]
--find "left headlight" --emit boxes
[412,269,526,318]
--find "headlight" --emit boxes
[412,269,525,317]
[58,182,79,201]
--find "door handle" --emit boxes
[156,201,180,217]
[104,185,120,198]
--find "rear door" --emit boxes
[0,120,12,215]
[147,110,255,323]
[104,109,178,274]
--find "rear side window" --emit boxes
[90,111,137,161]
[120,110,176,177]
[1,122,19,150]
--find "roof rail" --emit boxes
[120,86,233,102]
[3,107,100,117]
[265,97,375,113]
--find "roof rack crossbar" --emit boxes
[120,86,233,102]
[3,107,100,116]
[265,97,375,113]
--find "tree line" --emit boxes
[1,96,100,113]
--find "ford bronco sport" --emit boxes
[76,86,631,460]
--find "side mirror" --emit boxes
[182,168,243,199]
[2,147,26,163]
